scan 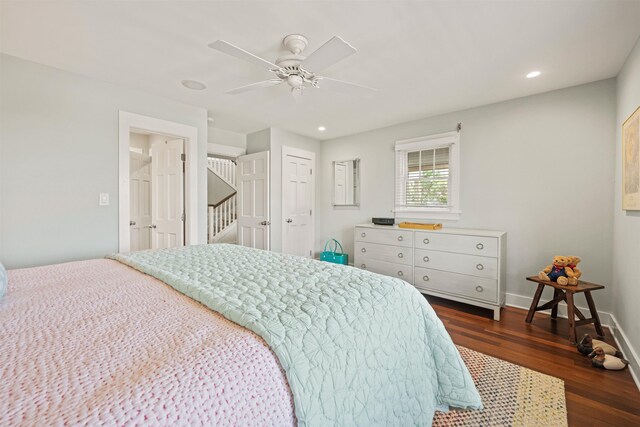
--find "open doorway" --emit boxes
[207,155,237,244]
[118,111,199,253]
[130,131,185,251]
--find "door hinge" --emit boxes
[310,209,312,216]
[310,169,312,175]
[309,250,312,256]
[181,212,185,221]
[181,153,186,161]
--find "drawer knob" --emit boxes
[397,236,404,241]
[476,264,484,271]
[423,275,429,281]
[361,248,367,253]
[423,256,430,262]
[398,253,404,258]
[361,264,366,268]
[476,243,484,250]
[361,232,366,238]
[476,285,484,292]
[423,238,430,244]
[397,271,403,277]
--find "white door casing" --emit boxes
[129,151,152,251]
[118,111,200,253]
[282,146,315,258]
[151,139,184,249]
[236,151,270,250]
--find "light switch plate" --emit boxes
[99,193,110,206]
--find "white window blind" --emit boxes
[404,146,450,207]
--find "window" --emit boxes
[395,131,460,220]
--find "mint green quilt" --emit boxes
[109,244,481,426]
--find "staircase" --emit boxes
[207,158,237,244]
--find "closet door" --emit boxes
[236,151,270,250]
[151,139,184,249]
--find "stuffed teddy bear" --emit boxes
[539,255,574,285]
[566,256,582,285]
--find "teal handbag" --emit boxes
[320,239,349,265]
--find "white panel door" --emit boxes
[333,162,346,205]
[129,151,152,251]
[282,148,314,258]
[236,151,270,250]
[151,139,184,249]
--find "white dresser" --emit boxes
[354,224,506,320]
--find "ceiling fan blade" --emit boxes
[301,36,357,72]
[314,77,377,97]
[209,40,282,71]
[225,79,283,95]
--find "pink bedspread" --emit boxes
[0,259,296,426]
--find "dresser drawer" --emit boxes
[414,267,498,303]
[355,227,413,247]
[414,249,498,279]
[356,257,413,283]
[354,241,413,266]
[415,231,498,257]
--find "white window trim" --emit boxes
[394,130,461,221]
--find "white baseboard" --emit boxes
[608,314,640,391]
[505,292,639,391]
[505,292,612,327]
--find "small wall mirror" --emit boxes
[332,159,360,206]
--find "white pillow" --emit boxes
[0,262,7,299]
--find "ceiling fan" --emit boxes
[209,34,377,97]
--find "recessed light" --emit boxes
[318,126,326,132]
[526,71,541,79]
[181,80,207,90]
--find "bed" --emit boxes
[0,244,481,426]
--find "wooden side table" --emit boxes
[525,276,605,344]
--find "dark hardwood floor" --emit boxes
[426,296,640,427]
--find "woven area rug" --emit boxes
[433,346,568,427]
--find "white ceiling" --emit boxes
[2,1,639,140]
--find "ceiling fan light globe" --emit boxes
[287,75,303,88]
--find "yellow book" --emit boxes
[398,222,443,230]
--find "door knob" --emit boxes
[286,218,293,223]
[260,221,271,226]
[146,224,157,229]
[129,221,136,226]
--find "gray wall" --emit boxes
[0,54,208,268]
[208,126,246,150]
[613,37,640,356]
[246,128,271,154]
[319,79,616,309]
[207,169,235,205]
